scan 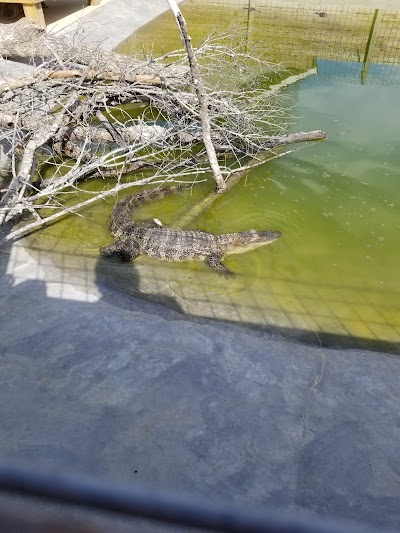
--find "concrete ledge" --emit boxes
[58,0,184,51]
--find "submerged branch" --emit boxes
[176,142,321,228]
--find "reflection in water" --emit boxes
[21,1,400,351]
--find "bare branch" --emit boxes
[0,90,80,223]
[0,20,326,242]
[166,0,226,192]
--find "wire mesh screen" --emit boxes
[178,0,400,84]
[374,10,400,63]
[251,3,373,65]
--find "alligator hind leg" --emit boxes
[100,238,140,262]
[206,253,233,276]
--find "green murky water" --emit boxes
[26,2,400,350]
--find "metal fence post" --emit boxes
[246,0,256,51]
[362,9,383,83]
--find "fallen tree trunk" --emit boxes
[62,124,326,148]
[0,70,164,96]
[0,19,188,86]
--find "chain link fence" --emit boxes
[137,0,400,84]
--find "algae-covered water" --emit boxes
[27,73,400,350]
[25,2,400,351]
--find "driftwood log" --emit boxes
[0,18,188,85]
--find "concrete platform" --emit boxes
[59,0,185,51]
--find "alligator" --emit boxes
[100,187,281,274]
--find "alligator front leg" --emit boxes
[206,253,233,276]
[100,238,140,262]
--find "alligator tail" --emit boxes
[109,186,186,237]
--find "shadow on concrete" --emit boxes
[94,251,400,356]
[0,4,23,24]
[95,254,183,314]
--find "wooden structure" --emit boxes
[1,0,101,27]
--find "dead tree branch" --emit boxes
[0,19,188,86]
[0,19,326,242]
[166,0,226,192]
[0,90,79,224]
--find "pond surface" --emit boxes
[26,2,400,352]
